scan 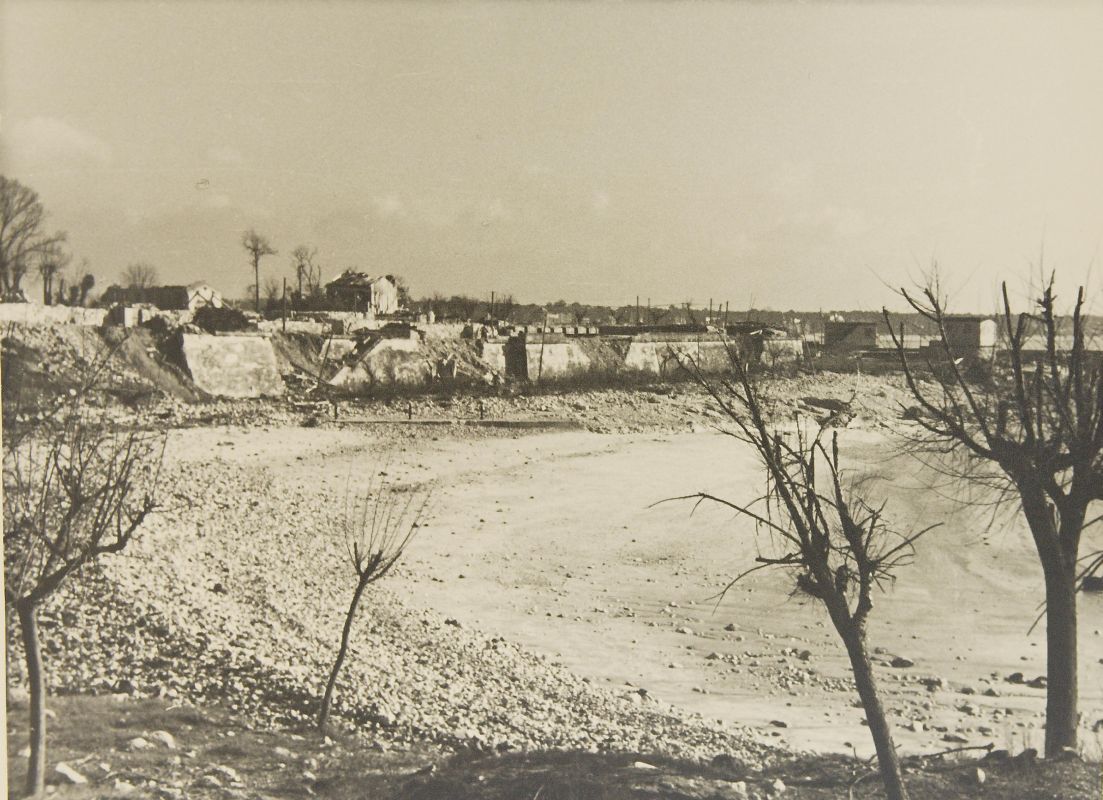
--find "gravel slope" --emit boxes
[11,451,777,767]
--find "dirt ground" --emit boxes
[162,420,1103,761]
[8,696,1098,800]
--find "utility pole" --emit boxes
[490,291,496,319]
[636,295,640,325]
[282,278,288,332]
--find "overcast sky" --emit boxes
[2,1,1102,310]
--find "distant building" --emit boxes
[824,320,879,351]
[942,315,997,355]
[324,271,400,315]
[100,282,223,312]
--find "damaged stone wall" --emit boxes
[179,333,285,398]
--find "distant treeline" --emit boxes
[410,295,963,337]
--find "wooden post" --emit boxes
[537,311,548,385]
[282,277,288,333]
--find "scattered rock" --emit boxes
[889,656,914,668]
[711,753,742,770]
[149,730,177,749]
[1014,748,1038,764]
[54,762,87,785]
[974,767,987,785]
[126,736,153,752]
[725,780,750,799]
[207,764,241,784]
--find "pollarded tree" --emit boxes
[241,229,277,313]
[319,472,430,735]
[4,395,164,797]
[885,274,1102,756]
[121,262,159,290]
[36,240,71,306]
[0,176,67,299]
[290,245,321,304]
[662,353,933,800]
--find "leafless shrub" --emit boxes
[4,395,164,797]
[660,351,932,800]
[885,272,1102,756]
[318,470,431,734]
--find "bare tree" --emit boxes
[120,262,159,290]
[78,271,96,306]
[4,396,164,797]
[319,472,430,734]
[0,176,67,299]
[661,354,931,800]
[449,294,480,321]
[886,274,1103,756]
[241,229,277,313]
[36,240,71,306]
[496,293,515,322]
[262,275,283,312]
[290,245,320,303]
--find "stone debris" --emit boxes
[54,762,88,785]
[7,456,775,766]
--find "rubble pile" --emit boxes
[10,458,776,766]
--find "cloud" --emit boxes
[484,197,513,223]
[371,194,406,219]
[820,205,870,239]
[203,192,233,209]
[8,116,112,166]
[207,145,245,165]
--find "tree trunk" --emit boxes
[842,624,909,800]
[18,600,46,798]
[1042,557,1078,756]
[254,261,260,314]
[319,576,368,734]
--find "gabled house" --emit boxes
[324,271,400,315]
[824,320,879,351]
[100,282,223,311]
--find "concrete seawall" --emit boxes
[179,334,285,398]
[479,333,802,380]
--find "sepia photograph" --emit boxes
[2,2,1102,798]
